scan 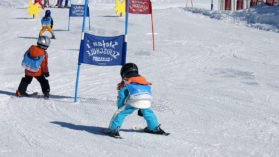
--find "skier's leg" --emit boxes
[59,0,63,7]
[141,108,159,130]
[46,26,55,39]
[44,0,47,7]
[109,105,137,131]
[38,0,45,8]
[40,26,47,35]
[56,0,60,6]
[17,75,33,95]
[65,0,69,7]
[35,75,50,95]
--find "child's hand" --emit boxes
[117,81,125,90]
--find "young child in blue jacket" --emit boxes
[107,63,167,138]
[39,10,55,39]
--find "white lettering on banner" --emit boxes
[86,48,120,59]
[92,40,119,49]
[130,0,150,13]
[92,57,111,62]
[131,4,149,11]
[72,6,85,16]
[85,39,121,62]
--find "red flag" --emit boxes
[129,0,152,14]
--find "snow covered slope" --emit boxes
[0,0,279,157]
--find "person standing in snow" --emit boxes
[55,0,61,7]
[34,0,45,9]
[16,36,51,98]
[58,0,69,8]
[107,63,168,138]
[39,10,55,39]
[43,0,50,8]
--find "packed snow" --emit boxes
[0,0,279,157]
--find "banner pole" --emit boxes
[74,64,81,102]
[68,16,70,31]
[150,2,155,51]
[123,0,129,65]
[74,0,89,102]
[89,13,91,31]
[125,0,129,35]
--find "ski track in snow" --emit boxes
[1,1,279,157]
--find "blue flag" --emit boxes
[69,5,90,17]
[79,33,126,66]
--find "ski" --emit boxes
[16,92,39,97]
[132,126,170,136]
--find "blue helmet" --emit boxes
[45,10,51,17]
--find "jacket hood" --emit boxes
[124,76,152,85]
[29,45,46,57]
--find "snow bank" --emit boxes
[184,4,279,33]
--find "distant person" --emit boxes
[16,36,51,99]
[55,0,61,7]
[106,63,169,138]
[34,0,44,9]
[59,0,69,8]
[43,0,50,8]
[39,10,55,39]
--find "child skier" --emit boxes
[16,36,51,98]
[39,10,55,39]
[107,63,168,138]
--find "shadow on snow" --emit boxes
[50,121,144,136]
[18,36,38,40]
[0,89,73,99]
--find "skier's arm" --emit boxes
[41,54,49,74]
[117,86,128,109]
[51,18,53,29]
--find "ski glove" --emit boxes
[44,72,49,77]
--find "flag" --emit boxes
[128,0,152,14]
[79,33,126,66]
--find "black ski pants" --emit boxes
[18,75,50,94]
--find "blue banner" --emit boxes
[79,33,126,66]
[69,5,90,17]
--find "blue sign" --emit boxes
[69,5,90,17]
[79,33,126,66]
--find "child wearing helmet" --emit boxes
[39,10,55,39]
[107,63,168,138]
[16,36,51,98]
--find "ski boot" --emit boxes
[107,127,121,138]
[51,33,56,39]
[143,125,169,135]
[16,90,29,97]
[43,92,49,99]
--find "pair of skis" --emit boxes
[15,92,49,99]
[102,126,170,139]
